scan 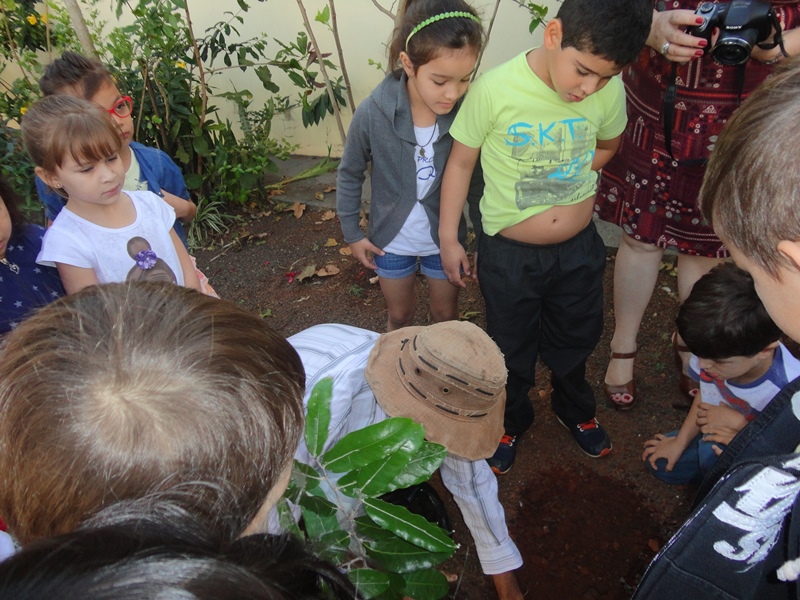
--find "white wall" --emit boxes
[102,0,557,156]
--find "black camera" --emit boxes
[689,0,775,65]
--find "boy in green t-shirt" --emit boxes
[439,0,652,473]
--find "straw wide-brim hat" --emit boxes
[365,321,506,461]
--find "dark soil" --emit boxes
[195,188,697,600]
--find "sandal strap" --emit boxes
[610,350,637,359]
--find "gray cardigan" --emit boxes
[336,72,482,249]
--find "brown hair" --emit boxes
[0,175,26,235]
[21,95,121,175]
[388,0,483,76]
[0,282,305,545]
[39,51,116,99]
[699,57,800,278]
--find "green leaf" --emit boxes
[322,418,424,473]
[363,498,456,555]
[355,515,396,542]
[255,66,280,93]
[357,444,416,496]
[192,137,209,156]
[332,469,360,498]
[291,459,321,492]
[384,442,446,492]
[313,529,350,564]
[300,502,340,541]
[276,498,303,539]
[184,173,203,189]
[305,378,332,456]
[348,569,390,600]
[401,568,449,600]
[374,573,406,600]
[297,491,337,517]
[365,537,451,573]
[315,5,330,24]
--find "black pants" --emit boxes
[478,222,605,436]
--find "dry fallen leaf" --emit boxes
[268,189,285,198]
[315,192,325,201]
[283,201,306,219]
[323,238,339,247]
[359,209,368,229]
[339,247,352,256]
[320,210,336,221]
[316,264,340,277]
[296,264,316,282]
[369,275,379,285]
[323,186,336,193]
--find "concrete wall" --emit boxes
[98,0,558,156]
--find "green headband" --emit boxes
[405,11,482,51]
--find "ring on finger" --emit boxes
[661,41,671,56]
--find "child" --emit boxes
[642,264,800,485]
[0,510,357,599]
[37,51,195,248]
[336,0,484,331]
[630,58,800,598]
[0,175,64,335]
[21,95,200,294]
[0,282,305,545]
[438,0,653,471]
[287,321,523,599]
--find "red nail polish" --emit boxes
[698,39,708,47]
[696,17,705,24]
[695,50,704,56]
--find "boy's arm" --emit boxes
[592,135,622,171]
[643,391,704,470]
[439,141,481,287]
[161,190,197,223]
[696,402,748,433]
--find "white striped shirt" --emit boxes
[287,323,522,575]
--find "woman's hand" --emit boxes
[348,238,383,270]
[648,8,710,63]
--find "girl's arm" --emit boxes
[161,190,197,223]
[171,229,201,290]
[57,263,99,294]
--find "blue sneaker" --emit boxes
[557,416,612,458]
[486,435,518,475]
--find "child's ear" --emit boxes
[399,51,416,78]
[35,166,61,191]
[543,18,563,51]
[777,240,800,273]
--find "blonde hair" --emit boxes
[21,94,121,175]
[700,56,800,277]
[0,283,305,545]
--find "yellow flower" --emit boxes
[40,14,47,24]
[175,61,186,69]
[26,14,37,25]
[20,107,27,115]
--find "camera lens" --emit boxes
[712,38,751,65]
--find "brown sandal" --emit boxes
[672,331,699,408]
[604,350,637,410]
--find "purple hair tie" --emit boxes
[134,249,158,270]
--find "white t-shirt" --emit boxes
[37,190,183,285]
[382,123,439,257]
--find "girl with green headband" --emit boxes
[336,0,486,334]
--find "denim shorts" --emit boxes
[373,252,447,280]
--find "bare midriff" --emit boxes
[498,196,594,245]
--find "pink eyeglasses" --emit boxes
[106,96,133,118]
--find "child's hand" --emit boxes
[440,240,470,288]
[348,238,383,270]
[695,402,747,433]
[642,434,684,471]
[701,424,738,455]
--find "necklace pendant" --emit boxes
[1,258,19,274]
[419,147,426,158]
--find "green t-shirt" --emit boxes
[451,50,627,236]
